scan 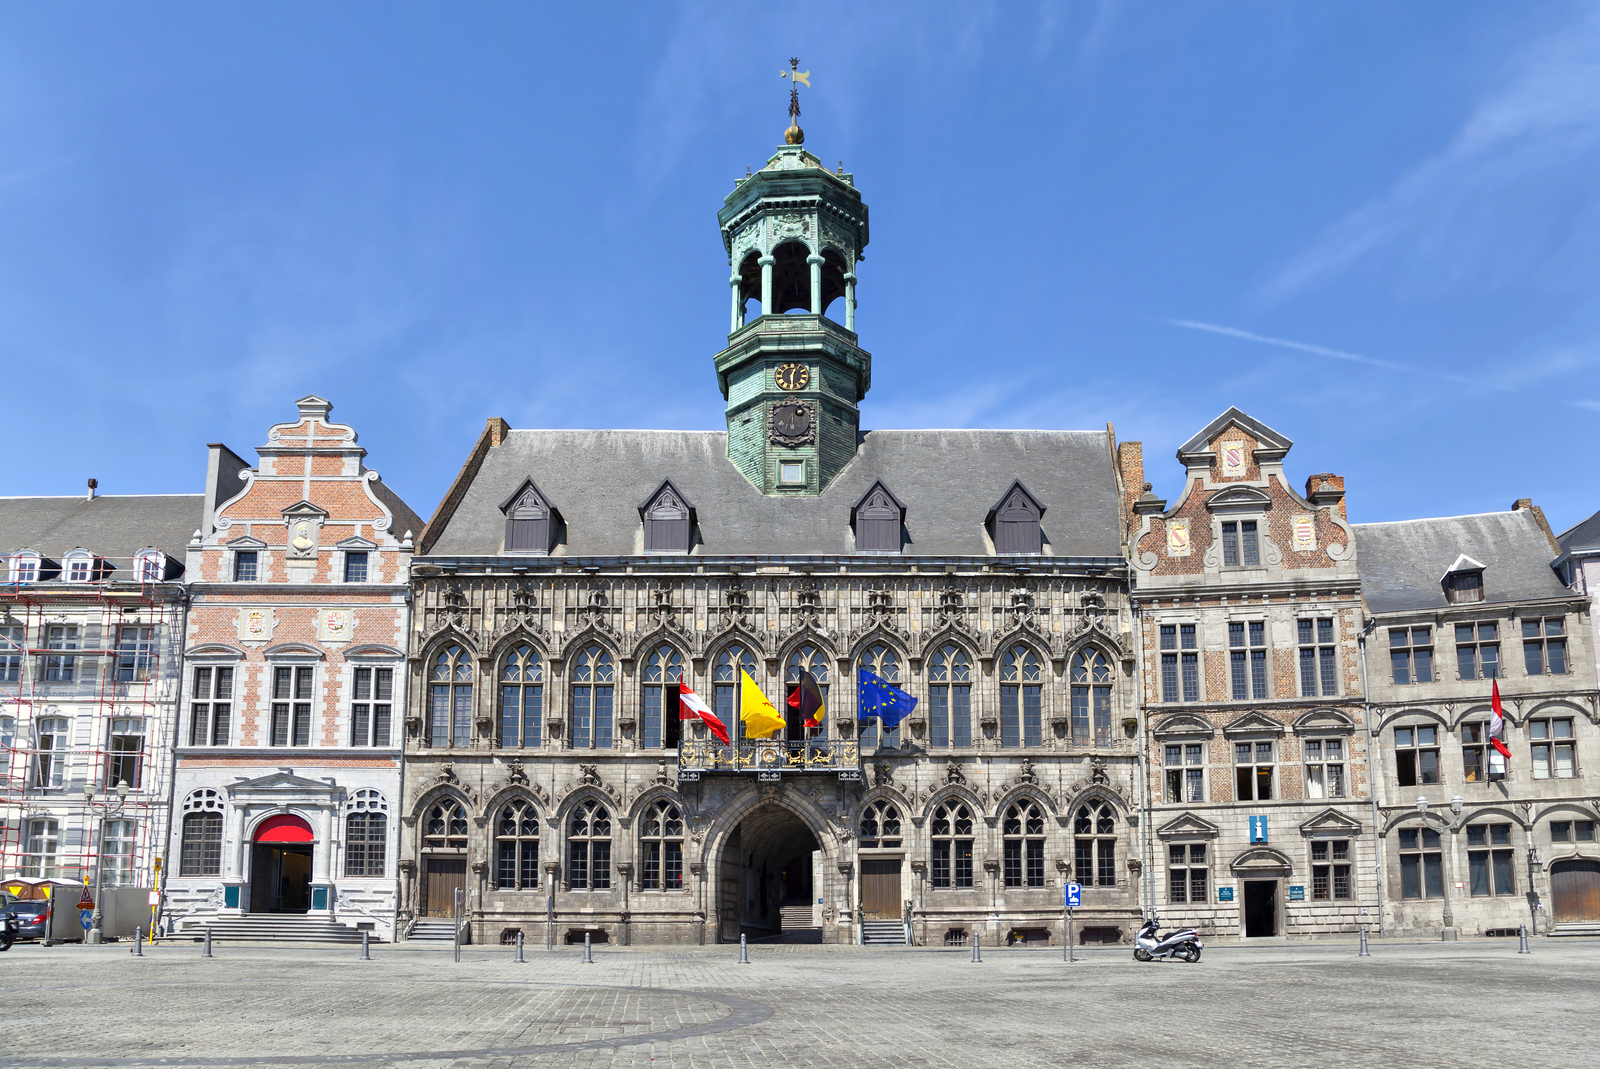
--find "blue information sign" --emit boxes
[1288,885,1306,901]
[1065,882,1082,908]
[79,909,92,931]
[1217,886,1235,902]
[1249,816,1269,843]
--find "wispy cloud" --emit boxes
[1164,319,1421,374]
[1567,399,1600,412]
[1261,3,1600,301]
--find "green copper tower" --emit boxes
[714,122,871,495]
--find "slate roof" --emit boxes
[1557,508,1600,555]
[425,429,1123,559]
[0,495,202,568]
[1353,510,1569,614]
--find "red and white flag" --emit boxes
[678,679,730,746]
[1488,679,1511,777]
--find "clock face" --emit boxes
[771,402,813,439]
[774,362,810,391]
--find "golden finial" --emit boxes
[779,57,810,145]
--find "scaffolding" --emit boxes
[0,561,185,893]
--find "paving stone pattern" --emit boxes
[0,939,1595,1068]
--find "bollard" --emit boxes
[202,927,213,958]
[361,931,371,961]
[1518,924,1531,954]
[582,932,593,964]
[1358,926,1369,957]
[738,933,749,964]
[514,931,525,964]
[132,928,143,957]
[971,932,982,963]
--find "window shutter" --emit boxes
[994,488,1043,554]
[855,488,901,553]
[644,486,691,554]
[503,485,551,554]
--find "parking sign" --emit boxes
[1065,882,1082,908]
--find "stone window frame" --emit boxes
[566,798,613,892]
[638,799,685,892]
[998,643,1044,750]
[1219,518,1260,568]
[426,643,475,749]
[1001,801,1047,889]
[859,799,902,849]
[267,660,317,748]
[345,789,389,879]
[497,644,544,750]
[1301,737,1347,801]
[1395,822,1444,900]
[1068,646,1114,747]
[1528,715,1577,780]
[32,714,69,789]
[422,797,470,852]
[929,800,976,890]
[1308,838,1352,900]
[1166,841,1209,904]
[41,623,79,683]
[1393,720,1443,788]
[187,655,238,747]
[1163,741,1207,804]
[1388,625,1435,685]
[1465,822,1516,897]
[858,642,904,751]
[22,816,60,878]
[1157,621,1201,703]
[1296,616,1339,698]
[569,644,616,750]
[1232,738,1276,802]
[1522,617,1568,676]
[1453,620,1501,681]
[1073,803,1117,889]
[179,788,225,877]
[1227,617,1269,701]
[926,643,972,748]
[640,643,685,749]
[493,797,540,890]
[108,715,146,790]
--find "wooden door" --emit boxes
[425,858,467,917]
[1551,859,1600,923]
[719,877,740,942]
[861,859,902,919]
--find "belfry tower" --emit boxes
[714,75,870,495]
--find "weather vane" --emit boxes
[780,57,810,145]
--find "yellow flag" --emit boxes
[739,670,786,740]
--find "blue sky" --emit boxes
[2,2,1599,533]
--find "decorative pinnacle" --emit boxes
[779,57,810,145]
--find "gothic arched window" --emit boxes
[570,646,614,749]
[568,800,612,891]
[499,645,543,748]
[1074,804,1117,888]
[495,799,539,890]
[345,789,389,878]
[639,800,683,890]
[715,645,759,744]
[429,645,473,748]
[927,645,972,748]
[424,800,468,850]
[785,644,830,742]
[1003,802,1046,888]
[1000,645,1043,748]
[859,800,901,848]
[930,802,974,889]
[1071,647,1114,747]
[858,643,901,750]
[642,645,684,749]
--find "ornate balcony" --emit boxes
[677,738,862,783]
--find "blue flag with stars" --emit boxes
[858,668,918,731]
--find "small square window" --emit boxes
[779,461,805,485]
[234,551,259,582]
[344,552,369,583]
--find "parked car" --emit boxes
[4,901,49,943]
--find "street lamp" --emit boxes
[84,779,131,945]
[1415,795,1429,815]
[1450,795,1464,815]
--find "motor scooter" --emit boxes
[1133,915,1202,962]
[0,908,18,952]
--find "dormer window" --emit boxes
[63,550,109,583]
[852,481,905,554]
[641,480,695,555]
[1442,556,1486,604]
[502,480,558,555]
[988,481,1045,555]
[135,550,166,583]
[10,554,39,583]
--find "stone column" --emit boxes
[843,272,857,332]
[729,275,743,332]
[808,254,824,314]
[315,806,334,883]
[759,255,775,316]
[228,805,247,879]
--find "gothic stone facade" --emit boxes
[1129,408,1379,940]
[164,396,423,940]
[1356,506,1599,937]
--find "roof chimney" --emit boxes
[86,478,98,502]
[1513,498,1561,555]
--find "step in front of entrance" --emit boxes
[178,916,374,944]
[406,921,462,943]
[1551,923,1600,937]
[861,920,908,946]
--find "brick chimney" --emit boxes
[1305,473,1346,520]
[1513,498,1560,555]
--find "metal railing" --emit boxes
[677,738,861,776]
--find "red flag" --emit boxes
[678,679,730,746]
[1489,680,1511,760]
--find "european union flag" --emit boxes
[858,668,918,731]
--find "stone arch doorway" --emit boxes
[717,802,824,943]
[250,814,314,914]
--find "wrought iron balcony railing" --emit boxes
[677,738,862,782]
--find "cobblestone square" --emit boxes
[1,938,1596,1069]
